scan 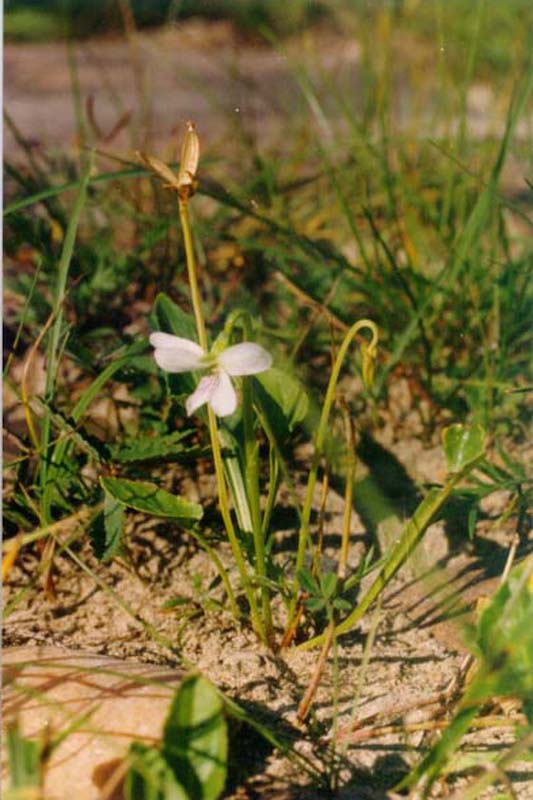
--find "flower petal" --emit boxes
[218,342,272,376]
[186,374,216,415]
[185,372,237,417]
[149,333,205,372]
[208,371,237,417]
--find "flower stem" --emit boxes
[225,309,275,646]
[177,197,265,641]
[179,198,208,351]
[285,319,379,641]
[242,376,275,648]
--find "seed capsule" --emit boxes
[136,121,200,200]
[178,121,200,192]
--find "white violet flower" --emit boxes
[150,332,272,417]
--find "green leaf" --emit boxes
[6,723,42,789]
[103,493,125,561]
[90,493,125,562]
[297,568,320,597]
[320,571,338,600]
[163,673,227,800]
[301,430,486,652]
[305,597,326,613]
[150,293,199,397]
[255,367,308,444]
[150,293,198,342]
[112,429,198,464]
[442,423,486,474]
[471,558,533,703]
[333,597,351,612]
[402,559,533,793]
[100,477,203,523]
[126,742,188,800]
[218,427,253,535]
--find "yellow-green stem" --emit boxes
[179,199,208,350]
[178,198,265,641]
[207,406,265,640]
[242,377,275,647]
[338,408,356,580]
[285,320,378,636]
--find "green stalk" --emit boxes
[40,153,93,518]
[178,197,264,642]
[178,199,208,350]
[242,376,275,647]
[298,455,483,651]
[225,309,275,645]
[261,444,280,539]
[285,319,378,634]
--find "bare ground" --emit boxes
[4,424,532,798]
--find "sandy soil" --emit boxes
[4,426,532,798]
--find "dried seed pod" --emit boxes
[136,122,200,201]
[178,121,200,192]
[136,151,181,191]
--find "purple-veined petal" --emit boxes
[208,371,237,417]
[186,374,218,416]
[218,342,272,376]
[150,333,205,372]
[185,372,237,417]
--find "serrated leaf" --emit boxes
[112,429,198,464]
[89,495,124,562]
[100,477,203,523]
[442,423,486,474]
[126,742,188,800]
[162,674,227,800]
[103,493,124,560]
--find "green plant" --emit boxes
[126,674,228,800]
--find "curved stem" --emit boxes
[285,319,378,638]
